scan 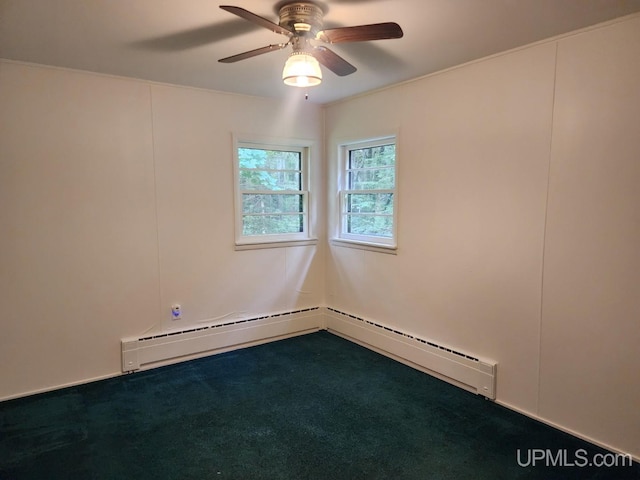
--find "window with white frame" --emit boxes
[337,136,397,248]
[234,138,313,247]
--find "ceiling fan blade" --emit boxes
[219,6,293,36]
[219,43,288,63]
[317,22,403,43]
[312,47,357,76]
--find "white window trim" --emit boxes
[233,134,317,249]
[333,135,398,252]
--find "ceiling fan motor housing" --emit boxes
[279,2,324,37]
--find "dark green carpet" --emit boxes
[1,331,637,479]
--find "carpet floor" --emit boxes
[1,331,637,479]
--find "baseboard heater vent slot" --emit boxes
[325,308,497,399]
[122,308,322,372]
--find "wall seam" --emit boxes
[148,85,164,331]
[536,41,560,416]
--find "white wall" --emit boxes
[539,17,640,459]
[325,16,639,458]
[1,13,638,460]
[0,62,324,400]
[150,84,324,328]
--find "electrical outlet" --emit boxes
[171,304,182,320]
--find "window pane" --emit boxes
[346,193,393,214]
[238,148,300,170]
[348,168,395,190]
[349,144,395,169]
[242,194,303,214]
[240,170,300,190]
[242,214,304,235]
[347,215,393,237]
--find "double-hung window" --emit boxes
[337,136,397,249]
[234,137,313,247]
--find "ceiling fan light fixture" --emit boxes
[282,51,322,87]
[220,3,403,87]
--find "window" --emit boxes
[234,137,314,247]
[337,136,397,249]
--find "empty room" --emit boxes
[1,1,639,478]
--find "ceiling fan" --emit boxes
[218,2,403,87]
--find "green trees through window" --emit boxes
[237,146,307,239]
[342,141,397,243]
[235,136,395,248]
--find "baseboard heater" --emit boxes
[121,306,496,399]
[325,308,497,399]
[121,308,322,372]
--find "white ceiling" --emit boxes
[2,0,640,104]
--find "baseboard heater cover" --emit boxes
[325,308,497,399]
[121,307,322,372]
[121,306,496,399]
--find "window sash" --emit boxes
[241,191,306,235]
[237,191,309,243]
[238,148,303,191]
[339,191,395,245]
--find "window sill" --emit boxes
[235,238,318,251]
[330,238,397,255]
